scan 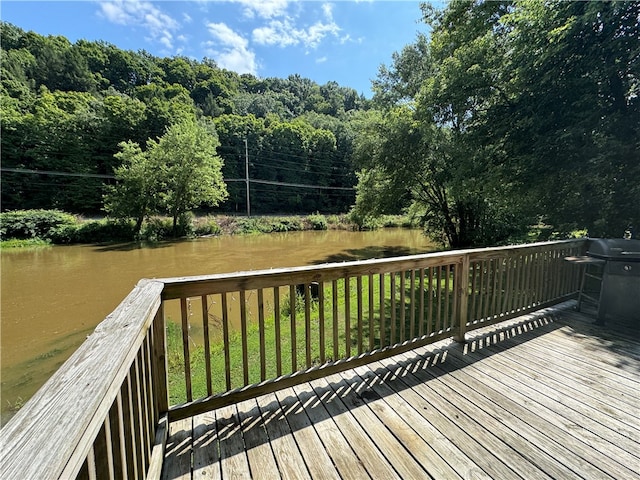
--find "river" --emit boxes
[1,228,438,423]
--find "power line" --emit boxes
[2,168,354,191]
[1,167,115,179]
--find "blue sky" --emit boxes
[1,0,431,97]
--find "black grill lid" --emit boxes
[587,238,640,262]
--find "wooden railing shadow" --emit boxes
[163,308,568,475]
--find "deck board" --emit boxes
[163,304,640,479]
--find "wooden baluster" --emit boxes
[274,287,282,377]
[332,280,339,359]
[305,284,312,367]
[318,282,326,364]
[258,289,266,381]
[390,273,396,344]
[444,264,451,329]
[201,295,213,396]
[419,268,425,337]
[221,292,231,391]
[180,298,192,402]
[240,291,249,385]
[379,273,386,348]
[344,277,351,357]
[368,274,375,350]
[289,285,297,371]
[357,275,364,355]
[427,267,434,336]
[409,269,416,339]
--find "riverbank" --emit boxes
[0,210,416,249]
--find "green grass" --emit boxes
[0,238,52,249]
[166,272,455,405]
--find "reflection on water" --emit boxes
[0,228,437,423]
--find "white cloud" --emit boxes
[97,0,180,51]
[205,23,257,75]
[316,56,328,64]
[253,17,340,49]
[232,0,290,19]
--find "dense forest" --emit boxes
[0,21,367,215]
[2,0,638,247]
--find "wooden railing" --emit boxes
[0,239,586,479]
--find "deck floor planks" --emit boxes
[235,399,281,480]
[477,317,640,397]
[309,376,402,479]
[430,345,629,480]
[383,351,589,480]
[273,387,341,479]
[470,329,640,435]
[192,412,221,480]
[162,307,640,479]
[162,417,192,480]
[216,403,252,479]
[291,382,371,480]
[255,392,312,480]
[346,364,465,480]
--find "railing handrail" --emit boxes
[0,279,164,479]
[159,239,586,299]
[0,238,587,479]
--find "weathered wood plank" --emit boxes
[349,365,466,480]
[422,349,620,480]
[235,399,280,480]
[256,392,312,479]
[309,377,401,479]
[325,371,430,479]
[274,387,341,479]
[216,404,252,479]
[191,412,221,480]
[291,382,372,480]
[444,345,640,476]
[161,417,192,480]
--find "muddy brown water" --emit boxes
[1,229,438,424]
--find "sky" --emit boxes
[1,0,431,97]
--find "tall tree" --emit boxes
[105,118,228,235]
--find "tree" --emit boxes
[154,118,228,233]
[103,141,158,234]
[105,118,228,235]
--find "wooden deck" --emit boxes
[162,303,640,480]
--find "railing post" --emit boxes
[151,303,169,417]
[454,254,470,343]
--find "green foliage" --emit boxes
[306,213,328,230]
[104,119,228,235]
[0,209,76,240]
[51,219,135,244]
[234,216,305,235]
[0,21,365,216]
[0,238,51,249]
[193,217,222,236]
[356,0,638,247]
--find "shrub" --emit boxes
[194,217,222,236]
[139,217,173,242]
[307,213,328,231]
[0,210,77,240]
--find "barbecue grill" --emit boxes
[586,238,640,325]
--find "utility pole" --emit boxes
[244,138,251,217]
